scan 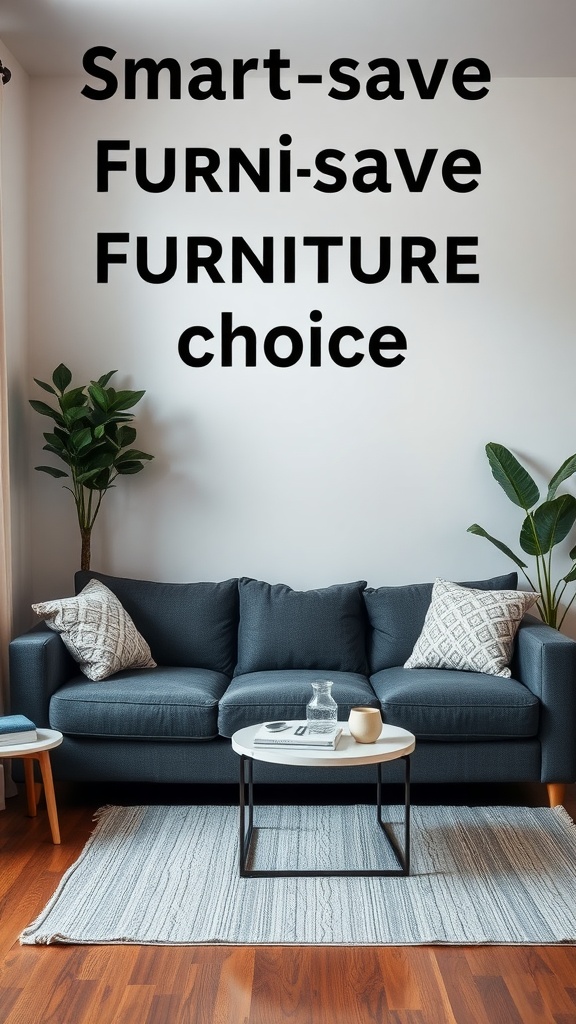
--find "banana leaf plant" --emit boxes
[468,442,576,630]
[31,363,153,570]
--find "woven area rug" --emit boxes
[21,804,576,946]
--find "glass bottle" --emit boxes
[306,679,338,733]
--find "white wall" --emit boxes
[0,41,30,635]
[23,69,576,629]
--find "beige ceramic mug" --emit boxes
[348,706,382,744]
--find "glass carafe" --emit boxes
[306,679,338,733]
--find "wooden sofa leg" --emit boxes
[547,783,566,807]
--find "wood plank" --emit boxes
[110,984,156,1024]
[463,947,558,1022]
[433,949,493,1024]
[251,946,314,1024]
[211,947,255,1024]
[473,974,526,1024]
[313,946,385,1024]
[79,949,142,1024]
[0,986,22,1021]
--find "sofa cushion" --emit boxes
[235,579,368,676]
[370,666,540,740]
[364,572,518,674]
[32,579,156,681]
[75,571,239,677]
[218,669,378,737]
[49,667,230,740]
[404,579,539,678]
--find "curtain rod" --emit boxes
[0,61,11,85]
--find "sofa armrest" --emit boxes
[9,623,78,728]
[512,614,576,783]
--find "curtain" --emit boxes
[0,69,14,807]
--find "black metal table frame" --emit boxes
[238,753,411,878]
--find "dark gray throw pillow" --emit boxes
[75,571,239,676]
[363,573,518,674]
[235,578,369,675]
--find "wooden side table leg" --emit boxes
[37,751,61,845]
[23,757,37,817]
[547,783,566,808]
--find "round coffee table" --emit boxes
[231,721,415,878]
[0,728,63,844]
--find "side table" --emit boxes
[0,728,63,844]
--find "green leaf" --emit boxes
[547,454,576,501]
[467,523,528,568]
[520,496,576,556]
[108,389,146,412]
[87,468,113,489]
[116,461,145,475]
[29,400,66,427]
[34,378,56,395]
[94,424,105,439]
[87,450,116,469]
[76,451,116,482]
[52,364,72,393]
[70,427,93,451]
[117,425,137,448]
[65,406,90,426]
[86,406,108,427]
[97,371,117,388]
[42,444,71,463]
[42,432,67,452]
[88,411,134,428]
[563,565,576,584]
[35,465,69,479]
[116,449,153,463]
[76,469,104,484]
[60,387,87,412]
[485,443,540,511]
[88,383,110,412]
[541,495,576,548]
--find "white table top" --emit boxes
[232,721,415,768]
[0,728,63,757]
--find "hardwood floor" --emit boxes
[1,781,576,1024]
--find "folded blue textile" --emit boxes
[0,714,37,743]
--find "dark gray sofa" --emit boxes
[9,570,576,803]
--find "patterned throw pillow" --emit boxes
[404,579,539,678]
[32,579,156,681]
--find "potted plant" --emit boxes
[30,363,153,570]
[468,442,576,629]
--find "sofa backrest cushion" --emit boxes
[235,578,369,675]
[364,573,518,674]
[75,571,239,676]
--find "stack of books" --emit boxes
[0,715,37,746]
[253,721,342,749]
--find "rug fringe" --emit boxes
[552,804,576,835]
[92,804,118,823]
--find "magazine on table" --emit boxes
[253,721,342,749]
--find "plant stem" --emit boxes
[80,526,91,571]
[545,548,556,625]
[558,589,576,630]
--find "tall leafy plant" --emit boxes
[468,442,576,630]
[31,364,153,570]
